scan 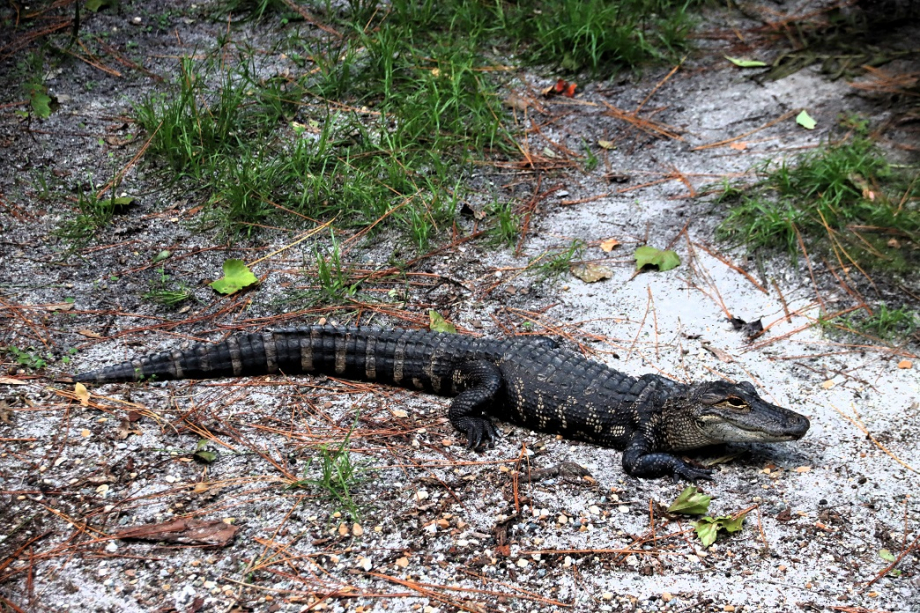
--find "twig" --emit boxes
[831,404,917,473]
[864,532,920,589]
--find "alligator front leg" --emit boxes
[448,360,502,449]
[621,434,712,481]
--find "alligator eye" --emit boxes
[726,396,746,407]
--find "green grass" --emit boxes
[840,304,918,340]
[143,268,194,307]
[289,430,370,520]
[274,0,699,75]
[55,181,123,251]
[532,239,586,279]
[311,232,361,304]
[487,200,521,247]
[716,137,919,274]
[134,0,702,248]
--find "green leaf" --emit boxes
[209,259,258,295]
[796,110,817,130]
[634,245,680,271]
[29,88,52,119]
[110,196,136,208]
[667,486,712,515]
[694,518,720,547]
[194,450,217,463]
[85,0,112,11]
[152,250,171,264]
[428,310,457,334]
[193,439,216,463]
[878,549,903,576]
[725,56,767,68]
[692,512,748,547]
[717,512,748,533]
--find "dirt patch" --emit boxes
[1,2,918,612]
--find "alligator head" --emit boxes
[661,379,810,451]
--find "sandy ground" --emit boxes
[1,2,918,612]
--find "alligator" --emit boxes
[73,325,810,480]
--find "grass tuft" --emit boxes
[143,268,194,307]
[717,137,919,274]
[136,0,702,247]
[289,427,370,520]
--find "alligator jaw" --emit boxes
[696,393,810,445]
[663,380,810,450]
[698,407,810,444]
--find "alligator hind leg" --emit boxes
[448,360,503,450]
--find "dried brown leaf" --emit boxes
[115,518,238,547]
[570,263,613,283]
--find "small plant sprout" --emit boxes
[289,424,370,520]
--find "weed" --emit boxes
[582,140,600,172]
[55,180,121,250]
[6,346,51,370]
[134,56,272,177]
[841,304,918,339]
[213,147,285,235]
[18,51,53,119]
[289,427,369,520]
[31,169,56,200]
[143,268,194,306]
[344,0,700,75]
[310,233,360,304]
[532,240,586,279]
[487,200,520,247]
[717,137,919,273]
[135,0,701,251]
[212,0,291,21]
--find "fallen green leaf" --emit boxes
[85,0,112,11]
[725,56,767,68]
[151,250,171,264]
[634,245,680,271]
[209,259,258,295]
[194,450,217,463]
[668,486,712,515]
[193,439,216,463]
[718,513,747,533]
[570,263,613,283]
[110,196,136,208]
[694,518,721,547]
[796,110,816,130]
[692,511,749,547]
[429,310,457,334]
[29,87,52,119]
[877,549,903,576]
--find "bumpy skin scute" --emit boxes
[73,325,810,480]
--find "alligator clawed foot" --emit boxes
[460,417,499,451]
[673,463,714,482]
